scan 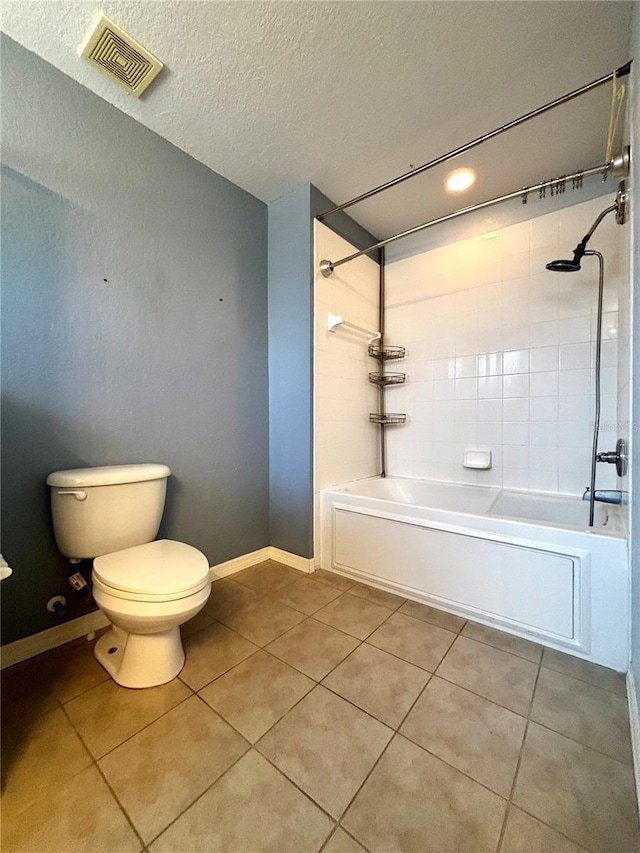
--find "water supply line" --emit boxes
[587,250,604,528]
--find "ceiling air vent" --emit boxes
[80,14,164,97]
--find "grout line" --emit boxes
[87,692,195,763]
[60,703,147,851]
[143,741,254,848]
[458,626,543,663]
[525,719,634,768]
[510,802,599,853]
[496,648,543,851]
[539,659,628,697]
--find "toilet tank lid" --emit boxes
[47,464,171,488]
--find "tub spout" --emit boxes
[582,488,622,505]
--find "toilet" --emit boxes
[46,463,211,688]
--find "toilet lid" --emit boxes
[93,540,210,596]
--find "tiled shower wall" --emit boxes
[314,221,380,490]
[384,195,630,495]
[314,221,380,554]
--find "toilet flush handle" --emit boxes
[56,489,88,501]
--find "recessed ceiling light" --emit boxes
[446,168,476,193]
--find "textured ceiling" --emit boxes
[0,1,632,238]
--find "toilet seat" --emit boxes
[93,539,210,602]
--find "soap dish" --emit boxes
[463,449,492,470]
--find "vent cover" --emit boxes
[80,14,164,97]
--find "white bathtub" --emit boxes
[319,476,628,670]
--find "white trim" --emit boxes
[1,609,109,670]
[628,669,640,814]
[209,547,271,580]
[2,546,314,668]
[267,547,314,573]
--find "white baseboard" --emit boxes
[268,547,314,573]
[2,546,314,668]
[1,609,109,670]
[209,547,272,580]
[628,669,640,814]
[209,546,313,580]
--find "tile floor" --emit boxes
[2,560,639,852]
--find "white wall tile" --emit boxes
[560,342,591,370]
[503,422,529,445]
[379,196,627,496]
[530,346,559,373]
[503,374,530,398]
[503,349,530,374]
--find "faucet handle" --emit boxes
[596,438,627,477]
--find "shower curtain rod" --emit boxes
[317,61,631,221]
[319,161,611,277]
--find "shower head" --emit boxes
[545,179,628,274]
[546,256,582,273]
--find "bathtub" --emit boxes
[319,477,628,670]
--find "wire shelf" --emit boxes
[368,372,406,386]
[368,344,406,361]
[369,413,407,425]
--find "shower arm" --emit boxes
[571,201,619,260]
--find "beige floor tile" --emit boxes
[513,722,640,853]
[181,609,215,639]
[199,650,314,742]
[99,695,248,843]
[437,636,538,715]
[1,707,92,816]
[312,569,356,592]
[314,593,392,640]
[257,685,392,818]
[343,734,506,852]
[501,806,589,853]
[367,611,456,671]
[323,643,429,728]
[64,677,191,758]
[348,582,406,611]
[150,749,332,853]
[180,621,259,690]
[43,640,111,703]
[542,648,626,695]
[266,618,360,681]
[1,658,60,728]
[323,828,367,853]
[531,667,632,763]
[203,577,262,620]
[398,599,466,633]
[462,621,543,663]
[1,765,140,853]
[222,597,306,646]
[275,577,343,615]
[233,562,304,595]
[400,676,526,796]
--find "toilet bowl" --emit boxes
[47,463,211,689]
[92,539,211,688]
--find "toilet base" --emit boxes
[95,625,185,688]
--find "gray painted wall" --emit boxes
[267,185,377,557]
[1,36,269,644]
[629,2,640,725]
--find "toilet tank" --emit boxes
[46,464,171,560]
